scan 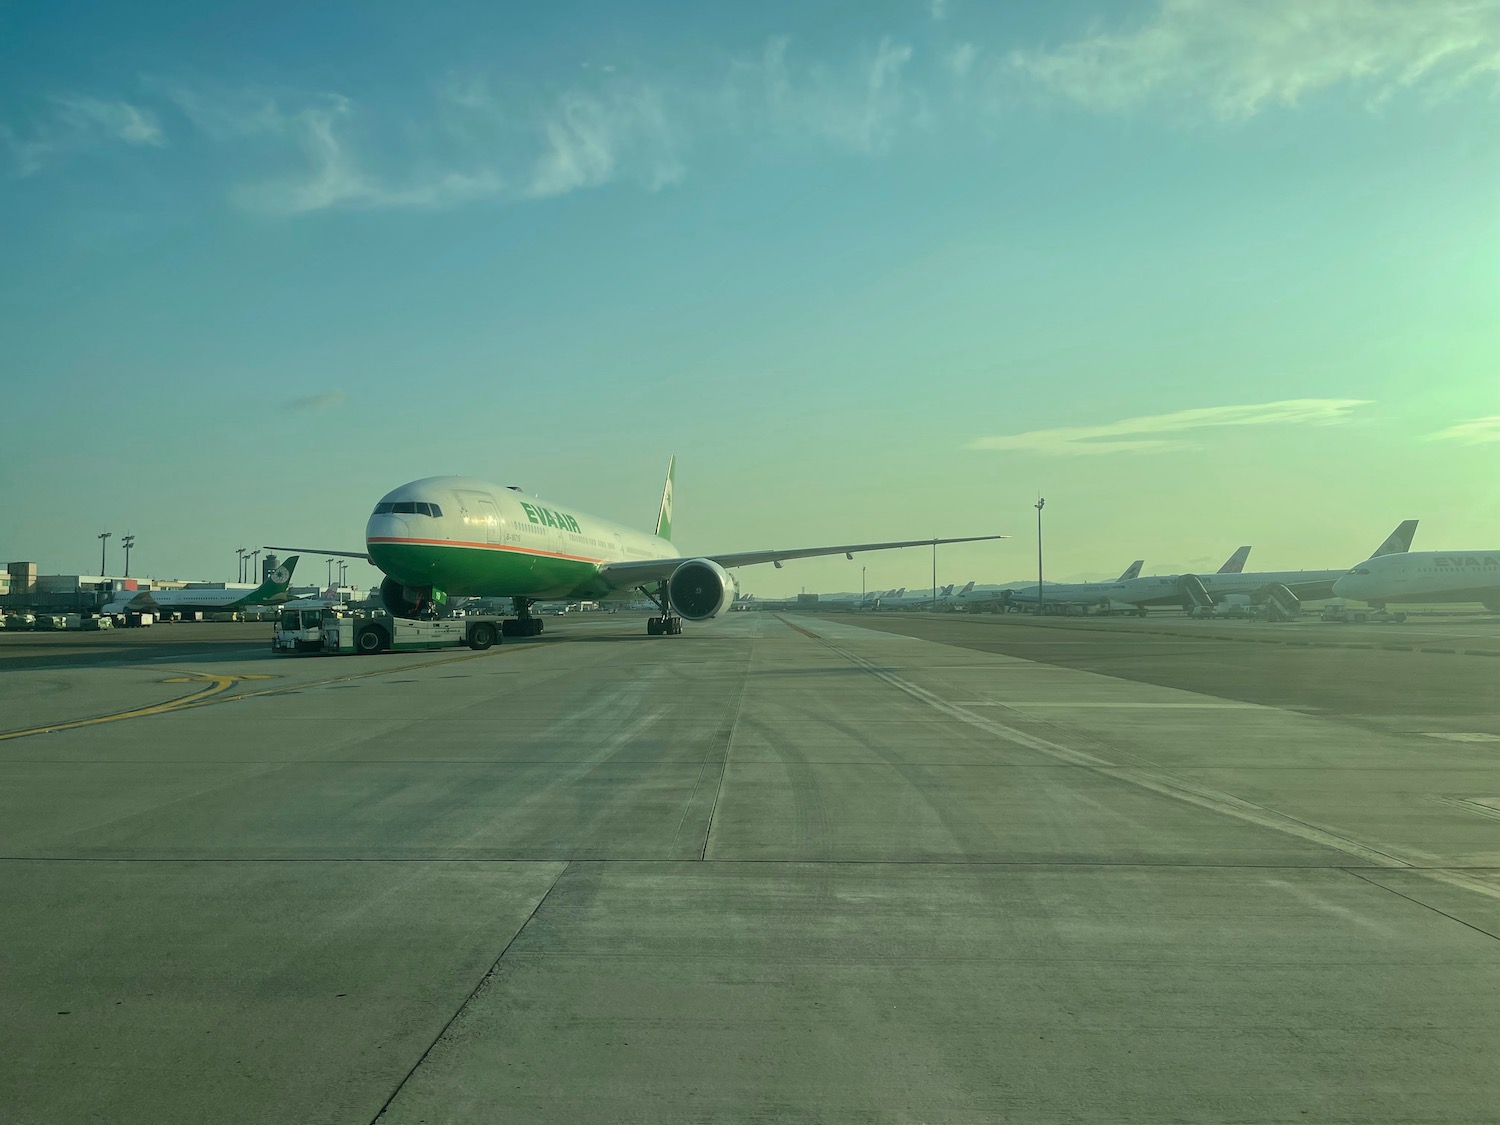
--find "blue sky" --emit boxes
[2,0,1497,593]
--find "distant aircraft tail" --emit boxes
[1370,519,1417,558]
[958,580,975,595]
[654,456,675,542]
[1217,546,1251,574]
[893,587,905,598]
[1117,560,1145,581]
[941,584,954,597]
[253,555,299,600]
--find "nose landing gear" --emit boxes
[501,597,544,637]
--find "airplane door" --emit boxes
[477,498,502,544]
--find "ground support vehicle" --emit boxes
[274,605,504,655]
[325,612,503,655]
[272,605,334,653]
[1321,602,1407,625]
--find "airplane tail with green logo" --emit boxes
[244,555,299,604]
[654,455,675,542]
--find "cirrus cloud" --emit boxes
[1011,0,1500,121]
[1425,416,1500,445]
[968,398,1372,456]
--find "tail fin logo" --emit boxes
[269,566,290,586]
[655,455,675,541]
[1371,519,1418,558]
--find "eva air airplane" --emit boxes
[102,557,300,615]
[271,458,1003,637]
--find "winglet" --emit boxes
[655,455,675,542]
[1370,520,1418,558]
[1217,547,1251,574]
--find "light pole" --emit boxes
[339,560,348,589]
[861,565,866,607]
[931,538,938,610]
[237,548,248,583]
[1035,497,1046,612]
[121,534,135,577]
[98,531,111,575]
[327,557,335,591]
[251,549,261,583]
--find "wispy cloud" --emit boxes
[969,398,1372,456]
[15,1,1499,208]
[525,85,683,199]
[1,94,164,175]
[946,43,978,80]
[752,35,921,155]
[1011,0,1500,120]
[1426,416,1500,444]
[287,389,348,411]
[225,94,507,215]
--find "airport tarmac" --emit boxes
[2,613,1497,1124]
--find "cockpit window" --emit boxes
[380,500,441,516]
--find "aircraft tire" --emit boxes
[647,619,661,636]
[468,623,497,651]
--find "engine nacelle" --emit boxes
[380,577,445,619]
[667,558,738,622]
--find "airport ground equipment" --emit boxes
[1321,602,1407,625]
[1182,576,1301,621]
[273,604,504,655]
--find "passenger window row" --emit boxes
[373,501,443,517]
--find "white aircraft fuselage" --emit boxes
[1332,551,1500,610]
[367,476,680,602]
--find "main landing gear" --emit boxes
[641,583,682,636]
[501,597,544,638]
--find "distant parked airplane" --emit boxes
[1334,546,1499,611]
[103,557,300,615]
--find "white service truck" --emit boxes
[273,605,504,655]
[1320,600,1407,625]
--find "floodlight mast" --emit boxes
[1035,497,1045,610]
[98,531,111,575]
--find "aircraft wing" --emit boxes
[596,535,1007,589]
[264,546,372,561]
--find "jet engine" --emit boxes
[667,558,738,621]
[380,577,445,619]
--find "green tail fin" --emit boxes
[254,555,299,596]
[654,455,674,541]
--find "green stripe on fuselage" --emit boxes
[368,541,607,599]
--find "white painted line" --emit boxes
[1424,732,1500,742]
[951,701,1266,709]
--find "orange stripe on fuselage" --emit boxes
[367,536,607,565]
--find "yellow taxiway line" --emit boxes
[0,647,512,744]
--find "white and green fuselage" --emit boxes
[367,476,679,602]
